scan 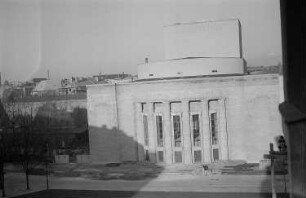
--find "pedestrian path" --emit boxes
[4,172,289,197]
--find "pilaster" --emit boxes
[135,103,145,161]
[182,101,192,164]
[147,102,156,162]
[202,99,212,163]
[219,98,229,160]
[163,102,173,164]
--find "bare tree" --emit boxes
[0,118,6,197]
[4,101,47,190]
[0,136,5,197]
[0,99,11,197]
[15,104,48,190]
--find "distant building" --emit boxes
[87,19,282,164]
[75,79,97,93]
[105,76,134,84]
[60,77,98,95]
[31,79,62,96]
[93,73,130,82]
[0,78,48,100]
[60,78,77,95]
[22,81,36,97]
[32,78,47,84]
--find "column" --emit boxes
[219,98,229,160]
[202,99,212,163]
[182,101,192,164]
[163,102,173,164]
[147,102,156,162]
[135,103,145,161]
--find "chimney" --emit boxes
[47,70,50,79]
[0,72,2,86]
[145,57,149,64]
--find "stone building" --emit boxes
[87,19,282,164]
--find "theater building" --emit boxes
[87,19,282,164]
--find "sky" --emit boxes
[0,0,282,82]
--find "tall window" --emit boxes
[192,114,200,146]
[173,115,182,147]
[143,115,149,146]
[156,115,164,147]
[210,112,218,145]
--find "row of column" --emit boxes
[135,99,228,164]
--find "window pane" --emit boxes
[158,151,164,162]
[143,115,149,146]
[194,150,202,163]
[173,115,182,147]
[210,113,218,145]
[192,114,200,146]
[175,151,182,163]
[145,150,149,161]
[156,115,163,147]
[213,148,219,161]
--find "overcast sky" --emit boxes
[0,0,282,82]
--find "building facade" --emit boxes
[87,74,282,164]
[87,19,282,164]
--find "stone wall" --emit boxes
[87,85,121,163]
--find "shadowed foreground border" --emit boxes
[13,189,289,198]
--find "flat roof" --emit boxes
[87,73,279,88]
[164,18,240,27]
[137,57,243,66]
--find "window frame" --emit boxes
[190,112,202,147]
[172,113,183,148]
[155,113,164,148]
[209,111,219,146]
[142,113,149,147]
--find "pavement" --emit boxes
[3,172,289,198]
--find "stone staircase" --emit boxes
[220,163,267,175]
[161,164,203,175]
[160,160,267,175]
